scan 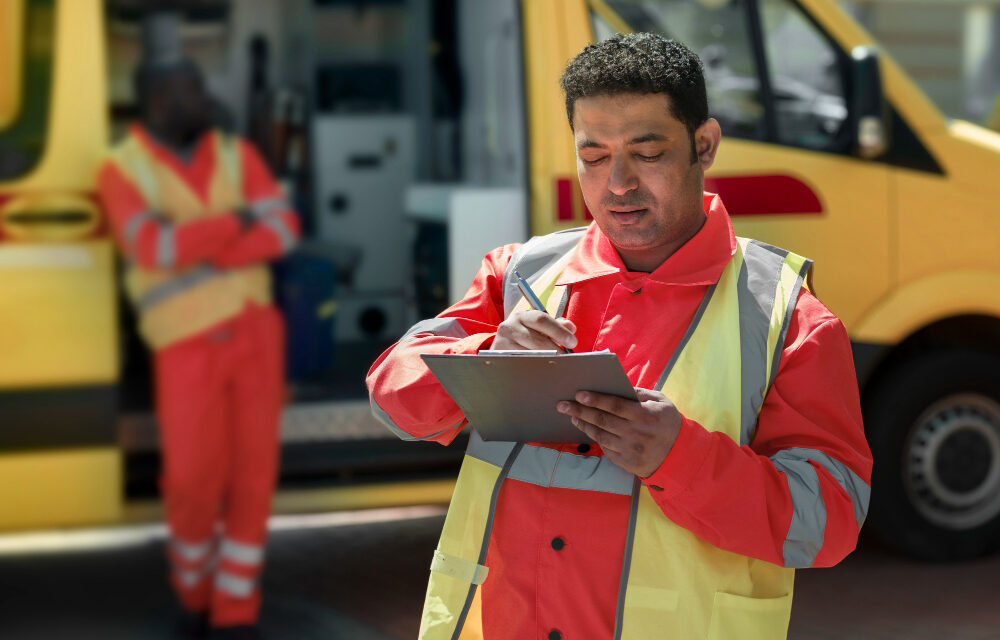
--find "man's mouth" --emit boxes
[608,208,647,224]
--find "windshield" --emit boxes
[840,0,1000,130]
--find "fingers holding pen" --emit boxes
[494,310,577,351]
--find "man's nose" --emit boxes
[607,156,638,196]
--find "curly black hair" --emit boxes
[560,33,708,139]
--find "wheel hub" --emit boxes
[904,394,1000,530]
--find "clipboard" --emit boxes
[421,351,637,442]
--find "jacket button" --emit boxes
[576,443,591,454]
[550,537,565,551]
[548,630,562,640]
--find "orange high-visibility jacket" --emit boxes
[368,194,872,639]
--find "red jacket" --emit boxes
[98,124,300,273]
[367,194,872,638]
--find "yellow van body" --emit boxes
[0,0,120,529]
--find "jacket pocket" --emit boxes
[707,591,792,640]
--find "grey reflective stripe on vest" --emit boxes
[768,258,813,391]
[124,210,157,254]
[450,442,524,640]
[612,477,642,640]
[157,224,176,268]
[220,538,264,566]
[503,227,587,318]
[137,264,221,311]
[737,240,788,446]
[466,430,633,495]
[261,215,298,252]
[771,447,870,567]
[216,571,256,598]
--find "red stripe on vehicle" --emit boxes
[704,175,823,215]
[555,177,574,221]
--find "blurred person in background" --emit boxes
[368,33,871,639]
[97,13,300,640]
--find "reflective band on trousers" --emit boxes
[220,538,265,566]
[215,571,256,598]
[169,534,213,563]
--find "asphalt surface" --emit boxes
[0,509,998,639]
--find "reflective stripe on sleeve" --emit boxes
[124,210,157,254]
[400,317,470,342]
[771,447,870,567]
[215,571,256,598]
[430,550,489,585]
[260,215,298,252]
[157,223,176,268]
[370,395,463,442]
[219,538,264,566]
[465,430,633,495]
[248,196,288,218]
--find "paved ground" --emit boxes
[0,508,998,639]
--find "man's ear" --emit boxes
[694,118,722,170]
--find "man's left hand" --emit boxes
[557,388,683,477]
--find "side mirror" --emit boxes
[851,46,889,159]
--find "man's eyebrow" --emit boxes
[577,138,606,150]
[628,133,668,144]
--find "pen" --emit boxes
[513,269,574,353]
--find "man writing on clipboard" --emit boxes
[367,34,871,640]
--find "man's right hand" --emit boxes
[493,310,578,351]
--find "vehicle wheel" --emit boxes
[865,349,1000,561]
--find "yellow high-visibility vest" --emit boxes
[419,227,812,640]
[108,130,271,349]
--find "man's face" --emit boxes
[154,68,212,144]
[572,92,720,272]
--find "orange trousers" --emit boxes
[154,303,285,627]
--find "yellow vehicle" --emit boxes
[3,0,1000,562]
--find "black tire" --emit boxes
[865,349,1000,561]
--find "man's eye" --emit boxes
[635,153,663,162]
[581,156,607,165]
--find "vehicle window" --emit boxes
[0,0,55,181]
[590,0,766,142]
[759,0,849,150]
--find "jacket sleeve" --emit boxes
[366,244,520,444]
[641,290,872,568]
[212,140,301,268]
[97,161,242,270]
